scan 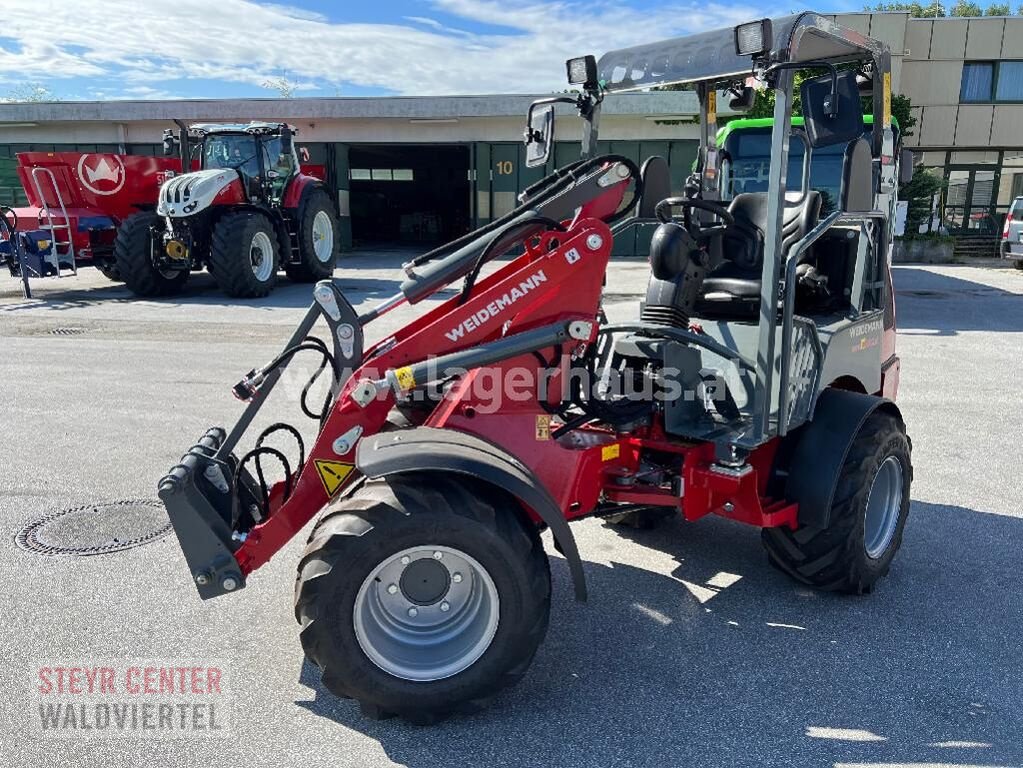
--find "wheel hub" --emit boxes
[399,557,450,605]
[864,455,904,559]
[353,545,499,682]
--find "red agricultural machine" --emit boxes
[0,122,336,299]
[116,122,339,298]
[159,13,914,724]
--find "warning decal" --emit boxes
[314,459,355,497]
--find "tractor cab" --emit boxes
[162,122,300,209]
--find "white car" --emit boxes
[1001,196,1023,265]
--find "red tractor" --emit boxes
[115,122,339,298]
[159,15,914,723]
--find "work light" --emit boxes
[734,19,772,58]
[566,55,598,89]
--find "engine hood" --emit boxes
[156,168,240,217]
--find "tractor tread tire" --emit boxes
[294,474,550,724]
[285,187,339,283]
[113,212,188,297]
[209,211,278,298]
[761,411,912,595]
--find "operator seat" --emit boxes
[694,190,821,319]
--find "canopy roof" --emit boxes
[596,13,886,93]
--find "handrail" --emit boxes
[778,209,886,435]
[29,167,75,276]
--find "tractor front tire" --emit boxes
[210,211,279,298]
[294,474,551,724]
[97,261,122,282]
[113,212,188,297]
[762,411,912,594]
[285,188,340,283]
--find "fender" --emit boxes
[785,388,903,527]
[356,426,588,601]
[282,174,324,210]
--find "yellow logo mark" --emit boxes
[602,443,621,462]
[314,459,355,497]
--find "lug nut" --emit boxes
[221,576,238,592]
[440,601,450,612]
[400,556,411,565]
[433,551,443,560]
[452,572,463,584]
[387,584,398,594]
[407,607,418,618]
[194,572,210,586]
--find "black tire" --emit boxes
[1014,258,1023,271]
[285,187,339,283]
[294,474,551,724]
[762,411,912,594]
[209,211,279,298]
[113,212,188,296]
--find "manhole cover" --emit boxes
[50,327,87,336]
[15,499,171,556]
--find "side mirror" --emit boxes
[900,148,915,185]
[524,103,555,168]
[728,86,756,113]
[162,129,177,157]
[800,69,863,149]
[280,125,293,154]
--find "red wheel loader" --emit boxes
[159,13,914,723]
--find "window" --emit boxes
[350,168,371,180]
[350,168,414,181]
[996,61,1023,101]
[960,62,993,103]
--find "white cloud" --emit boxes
[0,0,763,98]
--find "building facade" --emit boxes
[834,11,1023,235]
[0,92,704,253]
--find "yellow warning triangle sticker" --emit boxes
[314,459,355,497]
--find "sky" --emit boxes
[0,0,858,101]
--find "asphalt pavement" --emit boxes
[1,251,1021,768]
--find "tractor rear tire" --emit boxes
[210,211,279,298]
[762,411,912,595]
[285,188,340,283]
[1014,258,1023,271]
[113,212,188,297]
[294,474,550,724]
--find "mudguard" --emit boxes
[356,426,588,601]
[785,388,903,527]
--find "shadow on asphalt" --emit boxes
[894,265,1023,336]
[291,501,1022,766]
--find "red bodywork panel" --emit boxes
[231,180,797,578]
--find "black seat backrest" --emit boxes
[723,190,822,269]
[840,138,873,212]
[636,156,672,218]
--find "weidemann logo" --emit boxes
[445,269,548,342]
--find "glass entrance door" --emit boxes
[943,167,998,234]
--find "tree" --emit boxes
[900,168,945,233]
[866,2,947,16]
[950,0,984,15]
[986,2,1010,13]
[261,73,295,99]
[2,82,58,102]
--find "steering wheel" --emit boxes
[654,196,734,240]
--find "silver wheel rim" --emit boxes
[249,231,274,281]
[863,455,904,559]
[311,210,334,264]
[353,545,500,682]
